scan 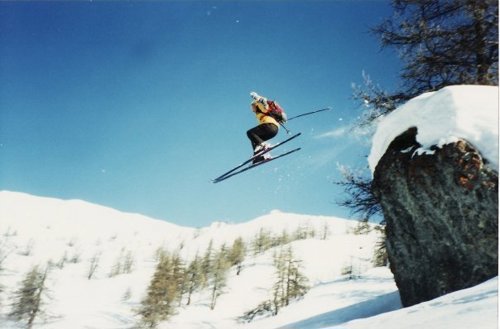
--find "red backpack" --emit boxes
[266,100,287,124]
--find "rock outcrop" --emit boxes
[372,127,498,307]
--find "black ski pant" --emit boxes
[246,123,278,151]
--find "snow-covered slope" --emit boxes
[369,85,499,173]
[0,191,195,262]
[0,191,496,329]
[335,276,498,329]
[281,276,497,329]
[0,191,384,329]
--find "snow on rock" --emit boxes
[368,85,499,173]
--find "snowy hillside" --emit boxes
[0,191,496,329]
[0,191,384,329]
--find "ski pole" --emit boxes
[279,121,291,134]
[287,107,332,121]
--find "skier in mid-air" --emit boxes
[213,93,328,183]
[247,91,281,164]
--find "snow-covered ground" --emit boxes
[0,191,497,329]
[337,276,498,329]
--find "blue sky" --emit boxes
[0,1,400,227]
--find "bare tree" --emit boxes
[377,0,498,92]
[87,251,101,280]
[356,0,498,125]
[335,166,382,222]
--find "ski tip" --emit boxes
[212,176,228,184]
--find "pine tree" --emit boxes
[276,229,291,246]
[136,252,184,328]
[137,255,170,328]
[109,248,135,277]
[271,249,286,315]
[240,246,310,322]
[293,224,316,241]
[282,247,308,306]
[170,253,186,307]
[200,240,213,288]
[9,265,50,329]
[227,237,246,275]
[271,246,309,315]
[185,254,203,306]
[209,246,230,310]
[252,228,272,255]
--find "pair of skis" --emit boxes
[212,107,332,183]
[212,133,301,183]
